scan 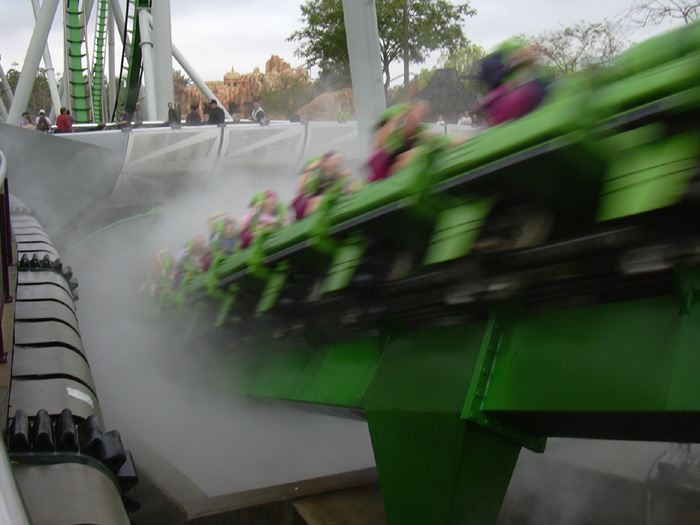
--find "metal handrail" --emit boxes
[0,150,13,363]
[0,149,6,185]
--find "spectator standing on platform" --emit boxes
[55,107,73,133]
[35,109,51,132]
[186,104,202,125]
[167,102,180,125]
[116,106,132,129]
[133,103,143,127]
[208,99,225,125]
[251,100,266,125]
[335,102,353,123]
[19,112,34,130]
[458,110,472,126]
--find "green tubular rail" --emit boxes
[113,0,143,119]
[64,0,91,123]
[90,0,108,122]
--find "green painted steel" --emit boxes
[364,326,520,525]
[249,338,382,408]
[424,198,494,265]
[367,413,520,525]
[90,0,109,122]
[597,127,700,220]
[64,0,92,123]
[463,314,546,452]
[240,284,700,522]
[477,289,700,442]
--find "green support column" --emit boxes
[366,412,520,524]
[64,0,91,122]
[364,324,521,524]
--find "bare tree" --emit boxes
[626,0,700,26]
[533,19,630,75]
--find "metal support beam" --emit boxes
[109,0,126,45]
[112,8,224,121]
[31,0,62,119]
[143,11,228,119]
[0,60,13,106]
[7,0,60,126]
[362,324,520,524]
[83,0,95,25]
[59,73,69,108]
[151,0,175,120]
[172,45,230,120]
[137,8,157,122]
[108,4,116,115]
[341,0,386,155]
[0,97,8,122]
[0,447,30,525]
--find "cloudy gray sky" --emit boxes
[0,0,681,83]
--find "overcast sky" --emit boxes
[0,0,681,84]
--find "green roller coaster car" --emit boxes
[158,21,700,326]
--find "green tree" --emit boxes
[0,68,20,112]
[417,66,437,90]
[289,0,476,94]
[439,42,485,75]
[438,42,487,95]
[0,68,52,118]
[261,75,315,119]
[316,63,352,93]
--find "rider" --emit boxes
[366,101,431,182]
[239,190,287,248]
[473,40,547,126]
[175,236,208,282]
[207,212,238,255]
[292,152,350,220]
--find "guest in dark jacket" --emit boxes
[186,104,202,125]
[208,99,225,125]
[167,102,180,125]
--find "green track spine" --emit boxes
[90,0,108,122]
[64,0,91,123]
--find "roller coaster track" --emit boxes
[155,21,700,524]
[64,0,92,123]
[113,0,143,120]
[90,0,108,122]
